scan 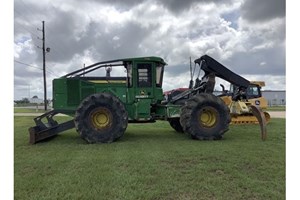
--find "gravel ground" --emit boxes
[268,111,286,118]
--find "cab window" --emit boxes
[247,85,260,98]
[137,63,152,87]
[126,62,133,87]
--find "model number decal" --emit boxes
[135,95,149,98]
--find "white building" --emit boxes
[261,90,286,106]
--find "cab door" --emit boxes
[135,62,154,98]
[133,62,154,120]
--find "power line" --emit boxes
[15,0,80,62]
[16,0,69,59]
[14,16,66,58]
[15,0,43,25]
[19,0,43,22]
[14,8,39,33]
[14,22,40,38]
[14,60,59,76]
[14,60,42,70]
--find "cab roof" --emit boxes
[121,56,167,65]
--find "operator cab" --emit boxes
[230,83,262,99]
[123,57,166,121]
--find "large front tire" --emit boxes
[180,93,230,140]
[74,93,128,143]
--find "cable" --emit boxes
[14,60,59,76]
[14,22,40,38]
[14,60,42,70]
[15,3,59,54]
[18,0,43,23]
[14,8,39,35]
[14,0,82,68]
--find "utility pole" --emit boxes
[37,21,50,111]
[28,84,30,99]
[42,21,47,111]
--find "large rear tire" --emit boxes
[74,93,128,143]
[180,93,230,140]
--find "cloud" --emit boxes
[156,0,206,13]
[155,0,236,14]
[240,0,285,22]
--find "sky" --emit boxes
[14,0,285,100]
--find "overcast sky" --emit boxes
[14,0,286,100]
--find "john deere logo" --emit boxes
[255,100,260,105]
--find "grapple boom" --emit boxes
[250,105,267,141]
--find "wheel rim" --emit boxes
[90,107,112,130]
[198,107,217,128]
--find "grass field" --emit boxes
[14,116,285,200]
[266,106,286,111]
[14,108,49,113]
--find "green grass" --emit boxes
[14,107,48,113]
[15,117,285,200]
[266,106,286,111]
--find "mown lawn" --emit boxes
[266,106,286,111]
[14,107,50,113]
[14,117,285,200]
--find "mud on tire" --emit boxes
[74,93,128,143]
